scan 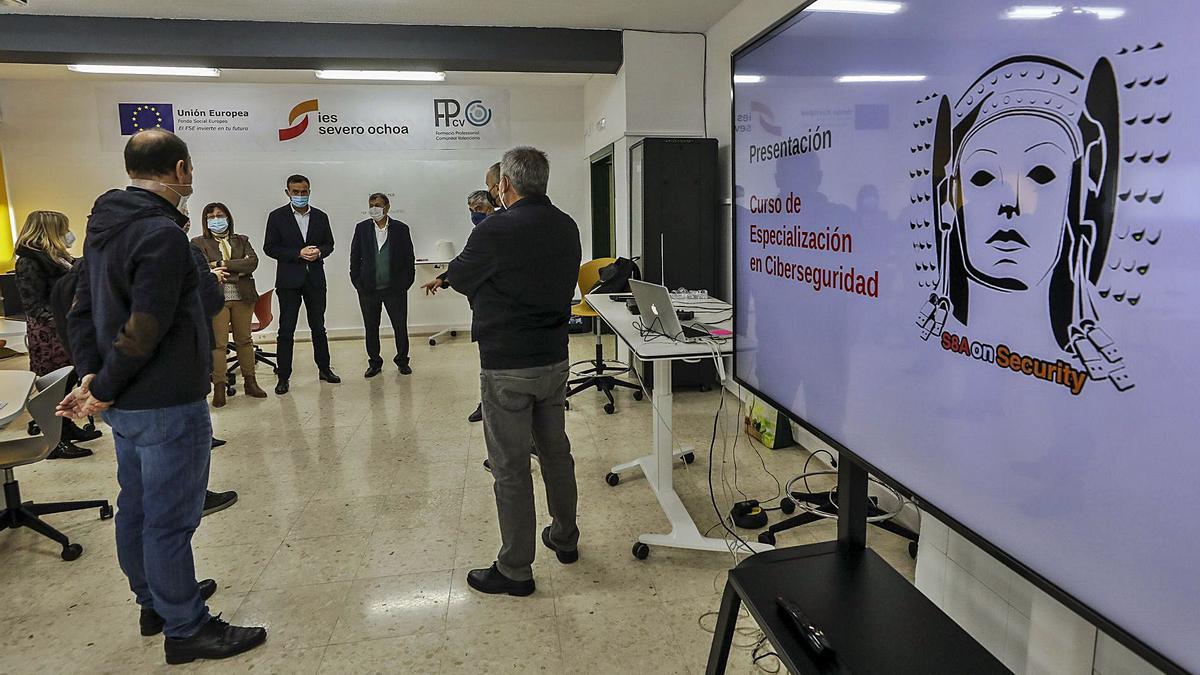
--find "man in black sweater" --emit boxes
[59,129,266,664]
[262,174,339,395]
[446,146,583,596]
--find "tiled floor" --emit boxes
[0,334,915,674]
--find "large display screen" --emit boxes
[732,2,1198,671]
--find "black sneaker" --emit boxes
[141,579,218,636]
[318,369,341,384]
[202,490,238,518]
[468,404,483,423]
[541,526,579,564]
[398,364,413,375]
[163,614,267,665]
[47,440,93,460]
[465,562,535,597]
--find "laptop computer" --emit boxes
[629,279,713,343]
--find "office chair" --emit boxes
[1,366,113,561]
[225,288,278,396]
[565,258,644,415]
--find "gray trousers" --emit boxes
[481,359,579,581]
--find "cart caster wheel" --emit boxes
[450,330,458,337]
[780,499,796,515]
[603,402,615,415]
[633,390,644,401]
[61,544,83,561]
[682,452,696,465]
[429,338,437,346]
[632,542,650,560]
[83,422,96,432]
[226,386,236,396]
[564,400,571,411]
[27,420,40,436]
[758,532,777,546]
[99,504,114,520]
[908,541,919,559]
[605,472,620,487]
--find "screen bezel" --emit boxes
[728,4,1184,673]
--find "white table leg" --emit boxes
[608,360,772,556]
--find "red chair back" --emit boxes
[250,289,274,332]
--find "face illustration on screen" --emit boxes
[915,55,1139,393]
[958,116,1074,290]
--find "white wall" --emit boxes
[0,76,588,339]
[704,2,1163,673]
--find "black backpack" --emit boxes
[591,257,642,294]
[50,259,84,354]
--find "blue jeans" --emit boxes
[104,400,212,639]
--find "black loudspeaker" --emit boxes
[631,137,720,390]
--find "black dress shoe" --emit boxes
[466,563,535,597]
[210,437,226,449]
[202,490,238,518]
[468,403,483,423]
[542,526,579,564]
[364,364,382,378]
[399,364,413,375]
[63,419,103,443]
[47,440,93,460]
[318,369,341,384]
[275,379,289,395]
[141,579,218,636]
[163,615,267,665]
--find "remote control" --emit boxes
[776,596,834,656]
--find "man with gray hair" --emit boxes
[446,146,583,595]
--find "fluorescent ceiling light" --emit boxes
[68,64,220,77]
[315,70,445,81]
[1005,5,1063,19]
[734,74,764,84]
[837,74,927,83]
[806,0,904,14]
[1076,6,1125,19]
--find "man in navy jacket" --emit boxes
[262,174,339,394]
[446,146,583,596]
[60,129,266,664]
[349,192,416,377]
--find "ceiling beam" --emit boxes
[0,15,623,74]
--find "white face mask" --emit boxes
[368,206,386,222]
[131,178,193,212]
[496,178,508,210]
[64,231,77,248]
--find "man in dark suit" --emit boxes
[349,192,416,378]
[263,174,340,395]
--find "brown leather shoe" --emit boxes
[243,376,268,398]
[212,387,226,408]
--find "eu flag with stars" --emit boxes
[118,103,175,135]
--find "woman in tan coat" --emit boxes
[192,202,267,405]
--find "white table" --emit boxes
[585,293,772,558]
[416,259,459,346]
[0,318,27,341]
[0,371,36,428]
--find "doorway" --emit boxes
[589,146,615,260]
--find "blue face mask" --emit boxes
[207,217,229,234]
[470,211,487,226]
[290,195,309,209]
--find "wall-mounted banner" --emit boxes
[96,83,510,151]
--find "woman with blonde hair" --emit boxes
[191,202,266,406]
[14,210,101,459]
